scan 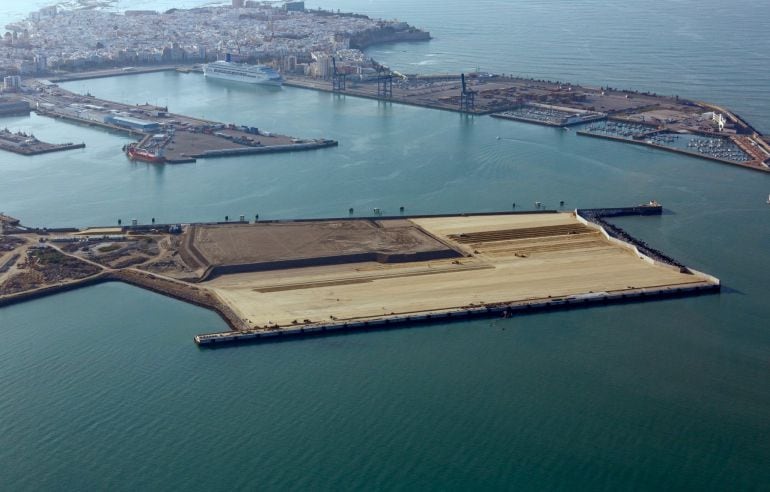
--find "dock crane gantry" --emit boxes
[331,56,346,92]
[459,73,476,112]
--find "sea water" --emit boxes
[1,1,769,489]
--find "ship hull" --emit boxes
[203,61,283,86]
[204,71,283,86]
[126,146,165,164]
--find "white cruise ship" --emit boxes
[203,60,283,86]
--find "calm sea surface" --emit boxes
[1,1,769,490]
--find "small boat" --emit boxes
[767,194,770,204]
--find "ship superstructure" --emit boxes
[203,60,283,86]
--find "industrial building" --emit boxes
[104,115,161,132]
[285,2,305,12]
[3,75,21,91]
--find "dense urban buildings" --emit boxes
[0,2,427,78]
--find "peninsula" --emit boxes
[3,4,768,172]
[0,206,720,346]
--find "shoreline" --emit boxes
[282,74,770,173]
[0,206,721,346]
[27,84,339,163]
[576,130,770,173]
[36,65,770,172]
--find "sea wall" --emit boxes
[349,27,431,50]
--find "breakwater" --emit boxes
[349,27,431,49]
[190,140,338,159]
[0,272,111,308]
[576,205,686,269]
[0,141,85,156]
[576,130,770,173]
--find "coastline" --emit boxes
[0,207,721,346]
[576,130,770,173]
[34,56,770,174]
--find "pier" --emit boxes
[23,65,770,172]
[26,84,338,164]
[282,71,770,173]
[576,129,770,173]
[0,128,85,156]
[491,103,606,127]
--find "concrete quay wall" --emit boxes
[576,130,770,173]
[194,281,720,347]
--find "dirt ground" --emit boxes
[184,220,458,268]
[203,213,713,328]
[0,246,101,295]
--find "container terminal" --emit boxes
[279,70,770,173]
[10,64,767,171]
[0,205,720,346]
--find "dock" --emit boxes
[576,130,770,173]
[26,85,338,163]
[193,281,718,346]
[491,103,606,127]
[0,129,85,156]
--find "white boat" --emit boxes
[767,194,770,204]
[203,60,283,86]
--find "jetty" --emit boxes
[0,128,85,156]
[25,84,337,164]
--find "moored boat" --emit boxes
[125,143,165,164]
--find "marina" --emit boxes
[282,70,770,173]
[578,120,768,172]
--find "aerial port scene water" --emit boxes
[0,0,769,490]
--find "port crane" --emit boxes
[331,56,346,92]
[459,73,476,112]
[377,67,393,99]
